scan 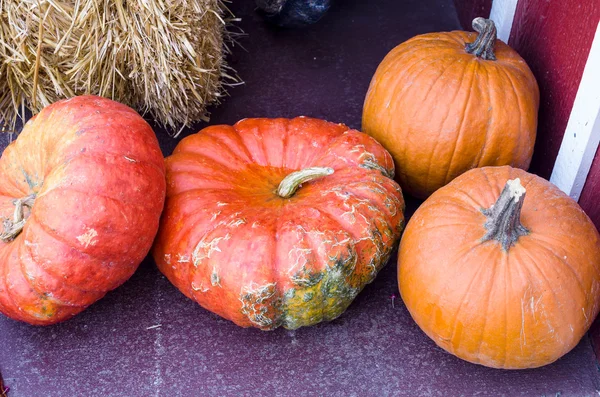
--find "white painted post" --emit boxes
[489,0,519,42]
[550,21,600,201]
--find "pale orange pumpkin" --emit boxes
[399,166,600,369]
[363,18,539,198]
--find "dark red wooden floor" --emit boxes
[1,1,600,395]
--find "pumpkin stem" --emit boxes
[465,17,497,61]
[481,178,529,250]
[277,167,334,198]
[0,194,36,243]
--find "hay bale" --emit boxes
[0,0,239,135]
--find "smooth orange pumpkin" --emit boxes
[399,166,600,369]
[153,117,405,330]
[0,96,166,325]
[363,18,539,198]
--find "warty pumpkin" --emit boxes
[363,18,539,198]
[398,166,600,369]
[153,117,405,330]
[0,96,166,325]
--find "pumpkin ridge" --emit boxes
[0,152,34,197]
[473,251,499,364]
[269,207,284,328]
[415,239,486,333]
[514,246,568,347]
[56,186,145,221]
[29,209,109,267]
[163,195,249,248]
[173,145,255,175]
[0,245,24,319]
[277,214,326,329]
[42,114,143,169]
[335,179,403,221]
[385,55,443,122]
[258,123,272,168]
[167,187,240,201]
[528,227,600,277]
[232,123,267,167]
[280,119,291,169]
[311,191,393,281]
[442,59,479,184]
[184,207,273,304]
[527,236,588,303]
[22,222,117,294]
[375,44,447,79]
[510,248,539,364]
[277,210,360,327]
[448,183,490,210]
[409,33,465,47]
[398,56,466,191]
[497,65,526,166]
[17,243,89,308]
[447,247,497,355]
[422,57,474,192]
[472,69,491,168]
[501,252,510,368]
[202,126,255,165]
[291,121,349,169]
[53,164,165,205]
[386,55,450,183]
[308,130,359,171]
[20,239,99,303]
[420,195,479,220]
[2,244,59,323]
[166,155,246,185]
[232,220,282,329]
[67,147,165,175]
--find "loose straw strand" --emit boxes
[32,1,50,109]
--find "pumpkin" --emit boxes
[0,96,166,325]
[398,166,600,369]
[362,18,540,198]
[153,117,404,330]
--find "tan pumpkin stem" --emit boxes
[1,194,36,243]
[277,167,334,198]
[481,178,529,250]
[465,17,497,61]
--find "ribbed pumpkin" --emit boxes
[363,18,539,198]
[399,166,600,369]
[153,117,405,330]
[0,96,166,325]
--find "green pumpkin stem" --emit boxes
[0,194,36,242]
[481,178,529,250]
[277,167,334,198]
[465,17,497,61]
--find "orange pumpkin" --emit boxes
[398,166,600,369]
[153,117,405,330]
[0,96,166,325]
[363,18,539,198]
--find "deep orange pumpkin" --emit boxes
[363,18,539,198]
[0,96,166,325]
[398,166,600,369]
[153,117,405,330]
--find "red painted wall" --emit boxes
[580,145,600,231]
[453,0,492,30]
[509,1,600,179]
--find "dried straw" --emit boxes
[0,0,240,135]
